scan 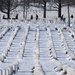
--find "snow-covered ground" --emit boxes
[0,6,75,75]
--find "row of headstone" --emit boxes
[0,27,10,39]
[33,27,45,75]
[66,26,75,40]
[54,26,75,75]
[0,26,31,75]
[17,26,29,60]
[0,27,21,75]
[46,27,57,60]
[0,61,19,75]
[56,26,75,60]
[0,27,20,62]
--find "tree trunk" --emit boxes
[25,7,27,20]
[23,1,25,19]
[7,0,10,19]
[68,4,70,27]
[58,3,61,18]
[44,1,46,18]
[7,8,10,19]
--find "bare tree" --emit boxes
[0,0,18,19]
[21,0,30,19]
[52,0,66,17]
[20,0,56,19]
[65,0,75,26]
[32,0,50,18]
[51,0,75,18]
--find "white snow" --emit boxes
[0,6,75,75]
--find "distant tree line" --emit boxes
[0,0,75,19]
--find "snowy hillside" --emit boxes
[0,24,75,75]
[0,6,75,75]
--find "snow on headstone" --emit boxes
[2,69,6,75]
[54,61,63,72]
[7,66,13,75]
[34,63,45,75]
[60,65,68,75]
[0,54,4,62]
[67,67,75,75]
